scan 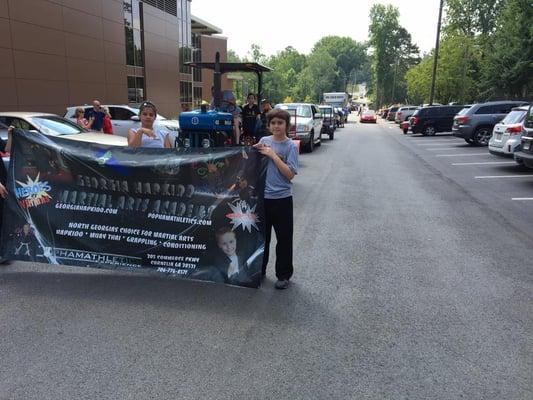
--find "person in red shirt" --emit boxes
[102,106,113,134]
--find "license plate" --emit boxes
[523,141,531,150]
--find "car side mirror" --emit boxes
[130,115,140,121]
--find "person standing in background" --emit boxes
[102,106,113,134]
[84,100,106,132]
[241,93,261,143]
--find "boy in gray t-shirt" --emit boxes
[254,109,299,289]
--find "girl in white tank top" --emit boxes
[127,101,171,148]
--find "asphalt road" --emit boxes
[1,116,532,399]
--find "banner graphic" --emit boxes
[1,131,266,288]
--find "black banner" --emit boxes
[1,131,266,288]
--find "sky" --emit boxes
[191,0,443,58]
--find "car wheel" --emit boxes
[305,132,314,153]
[329,129,334,140]
[424,125,436,136]
[472,126,492,146]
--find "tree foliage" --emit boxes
[406,0,532,104]
[368,4,419,107]
[228,36,369,104]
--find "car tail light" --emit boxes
[505,124,523,135]
[456,116,469,125]
[411,116,420,125]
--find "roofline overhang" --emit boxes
[191,15,222,35]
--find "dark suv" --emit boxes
[409,105,465,136]
[452,101,528,145]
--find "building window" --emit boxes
[128,76,145,103]
[192,33,202,82]
[179,47,191,74]
[142,0,177,16]
[180,81,192,110]
[193,87,203,108]
[124,0,144,67]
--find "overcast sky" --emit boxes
[192,0,442,58]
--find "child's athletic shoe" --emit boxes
[274,279,290,290]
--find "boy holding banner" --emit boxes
[253,109,298,290]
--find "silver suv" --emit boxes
[488,105,529,157]
[65,104,180,139]
[395,106,419,123]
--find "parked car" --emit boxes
[488,105,529,157]
[386,106,400,121]
[514,105,533,168]
[409,105,465,136]
[395,106,419,123]
[275,103,323,152]
[65,104,180,140]
[452,100,528,145]
[318,105,336,140]
[360,110,377,123]
[0,121,9,151]
[0,112,126,159]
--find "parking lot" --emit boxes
[2,114,532,400]
[383,120,533,236]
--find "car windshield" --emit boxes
[30,116,86,136]
[278,105,312,118]
[0,121,7,129]
[501,110,527,124]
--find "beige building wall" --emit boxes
[142,3,180,118]
[200,35,231,97]
[0,0,127,114]
[0,0,229,117]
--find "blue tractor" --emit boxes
[178,52,271,148]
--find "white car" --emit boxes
[488,105,530,157]
[0,112,126,146]
[275,103,323,153]
[64,104,180,142]
[395,106,419,123]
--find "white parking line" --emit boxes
[435,153,489,157]
[452,161,516,166]
[417,143,465,146]
[512,198,533,201]
[427,148,466,151]
[474,175,533,179]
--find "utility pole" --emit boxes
[391,59,399,103]
[429,0,444,105]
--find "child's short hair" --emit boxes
[266,109,291,133]
[215,226,235,240]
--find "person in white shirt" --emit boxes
[127,101,172,148]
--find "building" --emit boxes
[0,0,229,118]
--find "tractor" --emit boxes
[178,52,271,148]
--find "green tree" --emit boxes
[263,46,307,103]
[368,4,420,107]
[481,0,533,99]
[312,36,368,91]
[406,34,479,104]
